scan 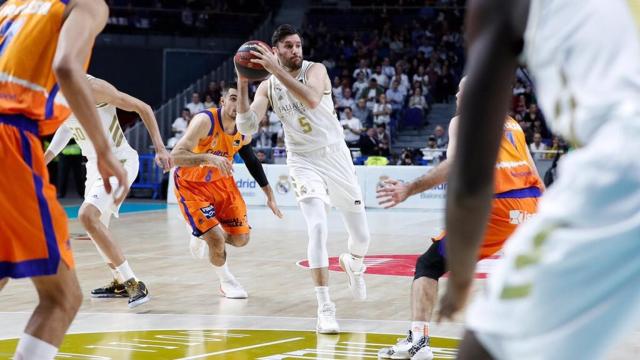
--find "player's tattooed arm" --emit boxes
[171,114,232,176]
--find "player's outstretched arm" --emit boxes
[250,43,326,109]
[171,113,232,176]
[236,75,269,135]
[377,117,458,208]
[237,140,283,218]
[44,125,73,164]
[438,0,527,322]
[55,0,127,203]
[88,76,172,171]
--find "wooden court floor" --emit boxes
[0,204,637,359]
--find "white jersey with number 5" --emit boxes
[267,60,344,153]
[63,103,137,161]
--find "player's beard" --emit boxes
[283,56,302,71]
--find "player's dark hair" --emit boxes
[271,24,301,46]
[221,82,237,96]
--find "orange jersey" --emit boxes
[494,117,544,194]
[177,107,247,183]
[0,0,86,135]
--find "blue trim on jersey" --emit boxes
[174,170,201,236]
[0,114,38,134]
[44,83,60,120]
[201,110,215,137]
[216,108,223,131]
[0,125,62,278]
[494,186,542,199]
[60,0,70,4]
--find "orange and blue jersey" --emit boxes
[173,107,250,236]
[433,117,543,260]
[494,117,544,196]
[0,0,84,136]
[176,107,246,183]
[0,0,77,279]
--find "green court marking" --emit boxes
[0,329,459,359]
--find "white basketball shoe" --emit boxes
[339,253,367,300]
[378,331,414,359]
[219,277,248,299]
[316,302,340,334]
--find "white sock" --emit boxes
[411,321,428,342]
[15,333,58,360]
[315,286,331,306]
[115,261,136,282]
[350,254,364,272]
[108,266,121,283]
[213,262,235,282]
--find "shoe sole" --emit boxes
[339,254,366,301]
[128,295,151,309]
[219,287,248,299]
[91,292,128,299]
[316,327,340,335]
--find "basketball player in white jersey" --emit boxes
[45,75,172,308]
[437,1,640,359]
[235,24,371,334]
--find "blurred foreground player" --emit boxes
[0,0,127,358]
[439,1,640,359]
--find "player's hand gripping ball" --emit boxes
[234,40,271,81]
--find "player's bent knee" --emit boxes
[228,234,250,247]
[78,206,101,231]
[414,244,446,281]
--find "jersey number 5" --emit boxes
[298,116,312,133]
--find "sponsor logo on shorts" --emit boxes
[200,205,216,219]
[220,217,245,227]
[354,200,362,205]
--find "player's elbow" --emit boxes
[52,57,81,82]
[306,96,322,109]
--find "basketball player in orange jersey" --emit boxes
[171,83,282,299]
[376,77,544,360]
[0,0,127,359]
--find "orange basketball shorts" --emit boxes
[174,171,249,236]
[0,115,72,279]
[433,186,541,260]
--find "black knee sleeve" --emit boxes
[414,241,447,280]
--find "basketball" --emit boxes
[234,40,271,81]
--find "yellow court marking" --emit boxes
[0,329,459,359]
